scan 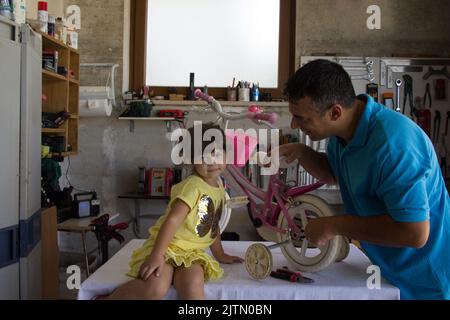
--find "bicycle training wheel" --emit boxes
[276,194,343,273]
[245,243,273,280]
[336,236,350,262]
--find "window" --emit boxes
[147,0,280,88]
[130,0,295,99]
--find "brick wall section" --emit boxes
[296,0,450,66]
[63,0,124,96]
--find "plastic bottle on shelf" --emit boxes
[55,16,68,44]
[55,17,63,41]
[12,0,26,24]
[37,1,48,33]
[48,14,55,37]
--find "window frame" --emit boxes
[129,0,296,100]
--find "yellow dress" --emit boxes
[127,175,225,281]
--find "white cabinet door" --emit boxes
[0,16,21,300]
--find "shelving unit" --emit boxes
[118,116,182,133]
[38,30,79,156]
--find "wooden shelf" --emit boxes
[42,69,68,81]
[69,47,80,55]
[118,117,177,121]
[36,26,79,157]
[35,29,69,49]
[46,152,77,158]
[42,128,66,134]
[150,100,289,108]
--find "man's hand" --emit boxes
[274,143,305,165]
[215,253,244,264]
[139,252,166,280]
[304,217,338,246]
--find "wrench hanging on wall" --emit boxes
[395,79,402,112]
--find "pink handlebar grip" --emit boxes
[253,112,279,124]
[194,89,213,102]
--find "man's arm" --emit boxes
[297,145,337,185]
[278,143,337,184]
[306,214,430,249]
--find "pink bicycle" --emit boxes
[194,90,349,280]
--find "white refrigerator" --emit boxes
[0,16,42,300]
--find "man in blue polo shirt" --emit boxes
[279,59,449,300]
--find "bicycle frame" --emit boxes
[193,88,326,240]
[223,163,325,240]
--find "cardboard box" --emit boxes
[169,94,185,101]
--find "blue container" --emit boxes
[251,86,260,102]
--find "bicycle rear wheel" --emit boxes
[276,194,344,273]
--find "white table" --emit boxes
[78,240,400,300]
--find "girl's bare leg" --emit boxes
[173,263,205,300]
[105,263,174,300]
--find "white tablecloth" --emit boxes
[78,240,400,300]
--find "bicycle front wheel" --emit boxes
[276,194,344,273]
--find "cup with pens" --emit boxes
[227,78,237,101]
[238,80,251,102]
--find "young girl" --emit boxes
[106,123,243,300]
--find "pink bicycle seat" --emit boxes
[225,131,258,167]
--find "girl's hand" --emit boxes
[139,253,166,281]
[216,253,244,264]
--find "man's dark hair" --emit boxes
[185,122,226,163]
[284,59,356,114]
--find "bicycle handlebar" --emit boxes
[194,89,278,127]
[194,89,214,103]
[252,112,279,124]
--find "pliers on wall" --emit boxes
[433,110,441,144]
[402,75,414,115]
[424,83,432,109]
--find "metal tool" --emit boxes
[424,83,432,109]
[423,66,450,80]
[270,266,314,284]
[402,75,414,115]
[395,79,402,112]
[433,110,441,144]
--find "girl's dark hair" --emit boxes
[184,122,226,163]
[284,59,356,114]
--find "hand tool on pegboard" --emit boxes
[402,75,414,115]
[424,83,432,109]
[395,79,402,113]
[433,110,441,144]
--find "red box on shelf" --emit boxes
[146,168,174,197]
